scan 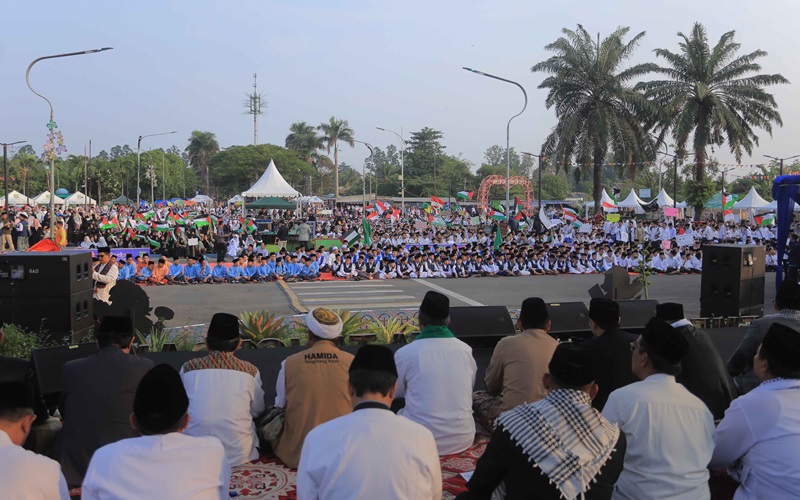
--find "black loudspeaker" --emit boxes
[701,244,766,317]
[0,289,94,341]
[546,302,590,339]
[448,306,516,348]
[617,300,659,331]
[31,343,98,395]
[0,251,93,295]
[701,275,765,318]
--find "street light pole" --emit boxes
[463,67,528,220]
[1,141,26,210]
[521,151,546,211]
[26,47,112,240]
[764,154,800,177]
[354,140,374,225]
[376,127,405,213]
[136,131,176,208]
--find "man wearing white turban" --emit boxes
[272,308,354,468]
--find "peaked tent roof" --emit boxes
[63,191,97,206]
[33,191,65,205]
[241,159,300,198]
[732,186,770,209]
[616,189,645,213]
[112,195,134,205]
[652,188,675,207]
[190,194,213,204]
[2,190,34,206]
[583,189,617,208]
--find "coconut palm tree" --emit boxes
[638,22,788,214]
[285,122,324,164]
[185,130,220,195]
[532,25,658,214]
[12,145,38,196]
[318,117,355,202]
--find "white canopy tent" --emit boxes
[227,194,243,205]
[63,191,97,206]
[33,191,65,205]
[583,189,617,211]
[732,187,770,209]
[1,190,34,206]
[241,159,300,198]
[190,194,213,204]
[652,188,676,207]
[616,189,645,214]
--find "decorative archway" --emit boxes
[477,175,535,215]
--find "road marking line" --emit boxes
[412,279,485,306]
[301,295,417,303]
[289,281,392,286]
[295,290,406,296]
[311,303,421,310]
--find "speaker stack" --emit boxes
[0,251,94,342]
[447,306,516,348]
[700,244,765,318]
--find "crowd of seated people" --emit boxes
[2,285,800,499]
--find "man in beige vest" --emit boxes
[273,308,353,468]
[473,297,559,431]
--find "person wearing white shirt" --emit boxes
[0,381,70,500]
[180,313,266,466]
[603,318,715,500]
[648,251,669,273]
[82,364,230,500]
[395,292,477,455]
[298,345,442,500]
[710,323,800,499]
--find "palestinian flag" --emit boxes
[456,191,474,201]
[141,210,156,220]
[562,207,578,221]
[572,220,582,229]
[612,187,621,203]
[137,234,161,249]
[193,216,212,227]
[99,218,117,231]
[342,227,360,245]
[126,228,135,239]
[487,209,505,221]
[756,212,776,227]
[152,222,171,232]
[722,191,735,221]
[514,197,525,214]
[431,196,445,208]
[244,219,257,234]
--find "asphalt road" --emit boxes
[143,272,778,327]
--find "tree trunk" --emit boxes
[334,143,339,204]
[593,149,604,216]
[694,148,706,216]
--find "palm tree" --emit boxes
[318,117,355,202]
[13,145,38,196]
[185,131,220,195]
[532,25,658,214]
[638,23,788,214]
[285,122,324,164]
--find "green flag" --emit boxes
[494,227,502,250]
[362,219,372,246]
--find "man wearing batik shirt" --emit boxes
[458,343,625,499]
[180,313,265,466]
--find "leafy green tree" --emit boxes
[639,22,788,214]
[318,117,355,201]
[532,25,658,214]
[537,174,571,201]
[209,144,312,197]
[405,127,445,196]
[481,145,522,174]
[285,121,323,164]
[11,145,40,196]
[185,130,220,194]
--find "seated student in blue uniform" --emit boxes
[211,262,229,284]
[167,257,186,285]
[197,257,212,284]
[183,257,201,284]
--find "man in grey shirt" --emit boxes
[297,219,312,251]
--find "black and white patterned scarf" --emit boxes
[493,388,620,500]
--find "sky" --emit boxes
[1,0,799,185]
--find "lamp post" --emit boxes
[26,47,112,240]
[721,166,737,191]
[376,127,405,213]
[521,151,546,211]
[137,131,176,208]
[353,140,374,224]
[1,141,26,210]
[764,154,800,177]
[463,67,528,219]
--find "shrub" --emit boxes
[239,310,296,344]
[0,324,40,359]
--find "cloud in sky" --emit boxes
[1,0,798,185]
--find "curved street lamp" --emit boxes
[353,140,374,223]
[463,67,528,219]
[137,131,177,208]
[26,47,113,240]
[376,127,405,213]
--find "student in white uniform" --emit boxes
[394,291,477,455]
[0,381,70,500]
[180,313,266,466]
[298,345,442,499]
[82,364,230,500]
[710,323,800,499]
[603,318,714,500]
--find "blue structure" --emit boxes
[771,175,800,288]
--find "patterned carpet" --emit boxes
[228,429,491,499]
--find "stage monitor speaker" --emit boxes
[702,244,766,281]
[448,306,516,348]
[0,288,94,341]
[546,302,590,340]
[31,343,98,395]
[0,251,93,296]
[701,275,765,318]
[617,300,659,331]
